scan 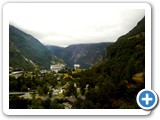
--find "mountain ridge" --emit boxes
[71,17,145,109]
[46,42,113,68]
[9,25,54,70]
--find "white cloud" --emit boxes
[9,3,145,47]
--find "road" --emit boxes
[9,92,33,95]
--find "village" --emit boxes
[9,64,88,109]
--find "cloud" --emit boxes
[9,3,145,47]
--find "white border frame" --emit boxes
[3,2,151,115]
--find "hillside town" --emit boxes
[9,64,86,109]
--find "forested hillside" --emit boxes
[71,17,145,108]
[46,42,113,68]
[9,25,54,70]
[9,17,145,109]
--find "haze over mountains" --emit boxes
[9,25,54,70]
[69,17,145,108]
[46,42,112,68]
[9,15,145,109]
[9,16,145,72]
[9,25,112,70]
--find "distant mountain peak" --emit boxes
[46,42,113,68]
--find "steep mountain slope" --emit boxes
[9,25,53,70]
[72,17,145,109]
[46,42,113,68]
[104,17,145,82]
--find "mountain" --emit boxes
[72,17,145,109]
[104,17,145,81]
[92,17,145,87]
[9,25,54,70]
[46,42,113,68]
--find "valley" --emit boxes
[46,42,113,68]
[9,17,145,109]
[9,24,113,70]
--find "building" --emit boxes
[40,70,47,74]
[9,71,23,78]
[50,64,65,73]
[74,64,80,70]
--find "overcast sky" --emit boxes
[9,3,145,47]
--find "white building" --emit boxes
[50,64,65,72]
[74,64,80,70]
[9,71,23,78]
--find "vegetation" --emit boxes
[46,42,113,68]
[9,25,55,70]
[9,17,145,109]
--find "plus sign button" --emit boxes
[137,89,158,110]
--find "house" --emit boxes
[77,95,86,100]
[40,70,47,74]
[9,71,23,78]
[63,102,72,109]
[74,64,80,70]
[50,64,65,72]
[67,96,77,103]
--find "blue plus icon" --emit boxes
[137,89,158,110]
[142,93,153,105]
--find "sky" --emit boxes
[9,3,145,47]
